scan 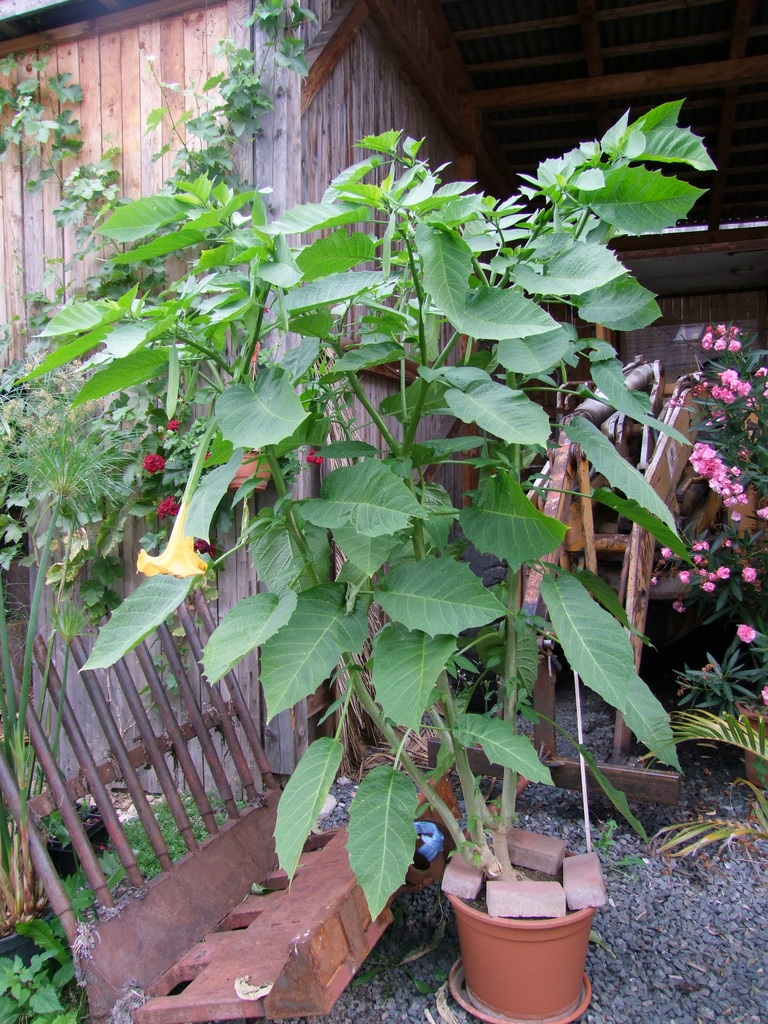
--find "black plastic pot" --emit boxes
[47,814,109,877]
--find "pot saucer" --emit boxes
[448,958,592,1024]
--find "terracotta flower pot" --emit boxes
[446,891,594,1024]
[228,451,271,492]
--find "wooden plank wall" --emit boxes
[620,290,768,382]
[0,2,237,362]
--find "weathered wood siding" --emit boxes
[5,0,473,779]
[621,290,768,382]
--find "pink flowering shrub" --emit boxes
[659,325,768,712]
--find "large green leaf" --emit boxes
[371,625,455,730]
[496,327,574,374]
[513,243,625,297]
[589,358,688,444]
[591,488,689,561]
[72,349,169,407]
[540,572,679,768]
[112,227,205,264]
[275,737,343,880]
[100,196,187,242]
[83,576,192,669]
[260,583,369,719]
[23,324,112,378]
[460,472,567,571]
[576,277,661,332]
[334,527,401,576]
[250,519,329,595]
[333,342,404,373]
[445,381,551,447]
[589,166,706,234]
[347,765,418,919]
[415,224,558,340]
[202,591,298,683]
[296,231,375,280]
[301,460,427,537]
[272,202,370,234]
[564,415,676,532]
[378,559,505,637]
[38,300,120,338]
[282,271,382,313]
[216,368,308,450]
[185,448,242,541]
[454,714,553,785]
[631,101,716,172]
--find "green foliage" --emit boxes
[0,916,83,1024]
[35,104,711,916]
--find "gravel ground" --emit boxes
[277,691,768,1024]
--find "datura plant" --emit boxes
[29,101,713,918]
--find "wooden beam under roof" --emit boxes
[614,226,768,260]
[0,0,203,55]
[471,54,768,111]
[706,0,755,230]
[448,0,725,42]
[0,0,70,17]
[363,0,511,195]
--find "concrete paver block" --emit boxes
[440,855,484,900]
[506,828,566,875]
[486,880,566,919]
[563,851,607,910]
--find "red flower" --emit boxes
[193,539,216,558]
[157,496,181,519]
[143,453,166,475]
[166,419,181,432]
[307,448,324,465]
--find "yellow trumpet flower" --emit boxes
[137,501,207,578]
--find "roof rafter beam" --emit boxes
[471,54,768,111]
[707,0,755,230]
[364,0,510,195]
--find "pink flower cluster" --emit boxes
[688,442,750,509]
[701,323,741,352]
[710,367,751,405]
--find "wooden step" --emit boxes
[135,829,392,1023]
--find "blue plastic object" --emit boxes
[413,821,444,862]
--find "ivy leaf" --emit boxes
[260,583,369,720]
[460,472,567,571]
[371,625,455,730]
[275,737,343,880]
[83,576,192,669]
[348,765,418,919]
[202,591,298,683]
[378,559,505,637]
